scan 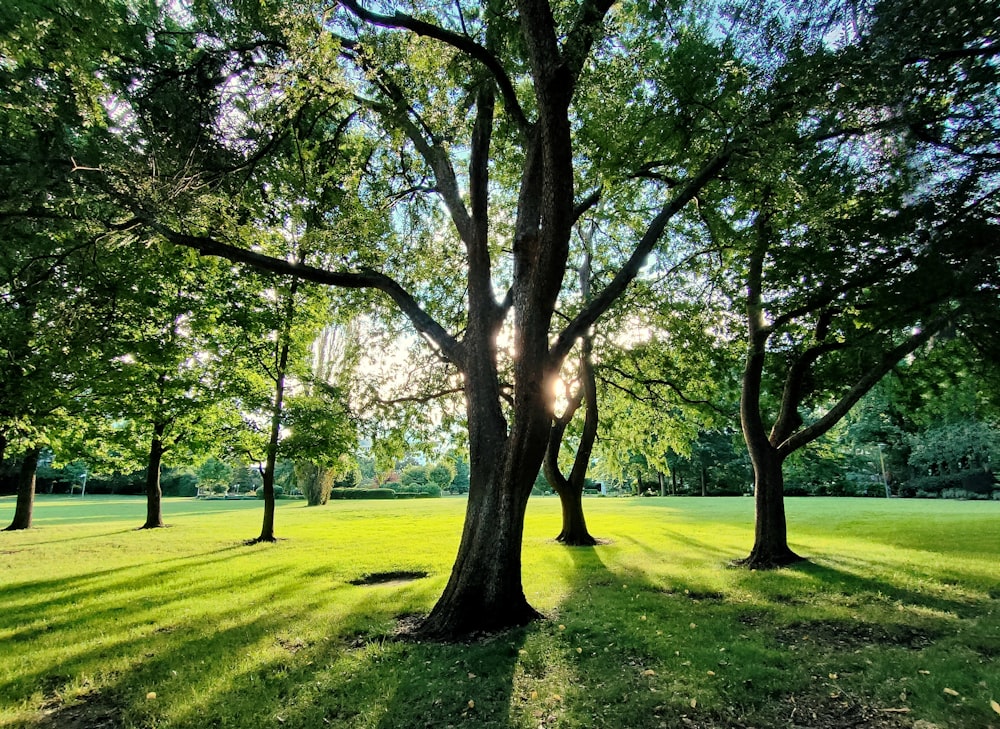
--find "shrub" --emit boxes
[295,462,337,506]
[256,485,285,499]
[394,482,442,497]
[329,488,396,500]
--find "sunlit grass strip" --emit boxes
[0,495,997,728]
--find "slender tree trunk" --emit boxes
[250,277,298,544]
[658,471,665,496]
[700,465,707,497]
[555,485,596,545]
[737,234,800,567]
[139,422,166,529]
[0,432,7,471]
[671,468,677,495]
[5,447,40,531]
[254,384,284,542]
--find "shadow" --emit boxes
[5,504,999,729]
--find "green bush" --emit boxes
[329,488,397,500]
[903,470,995,498]
[394,482,442,497]
[256,485,285,499]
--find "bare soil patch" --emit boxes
[34,690,121,729]
[348,570,428,587]
[775,620,938,651]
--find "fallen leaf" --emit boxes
[468,673,476,679]
[990,699,1000,715]
[530,690,538,700]
[551,694,562,702]
[576,647,582,654]
[690,698,697,709]
[146,692,156,700]
[558,624,566,631]
[640,615,647,621]
[918,670,931,675]
[829,673,838,680]
[467,700,475,709]
[707,671,716,676]
[689,623,697,629]
[943,688,959,697]
[642,669,656,676]
[518,649,528,656]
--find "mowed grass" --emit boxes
[0,495,997,729]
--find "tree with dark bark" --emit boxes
[3,448,40,532]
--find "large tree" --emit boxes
[693,0,1000,566]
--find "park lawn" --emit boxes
[0,495,997,729]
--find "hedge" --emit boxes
[329,488,397,500]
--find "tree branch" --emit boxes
[552,147,733,362]
[339,0,530,134]
[147,224,467,369]
[776,314,951,456]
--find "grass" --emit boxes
[0,494,998,728]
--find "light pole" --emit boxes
[876,443,890,498]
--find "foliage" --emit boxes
[907,421,999,478]
[329,487,397,500]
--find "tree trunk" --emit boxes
[416,310,550,639]
[738,446,802,568]
[555,485,596,545]
[5,447,40,531]
[737,235,800,568]
[416,455,543,640]
[700,465,707,497]
[250,277,297,544]
[0,432,7,471]
[139,422,166,529]
[658,471,665,496]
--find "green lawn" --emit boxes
[1,495,998,728]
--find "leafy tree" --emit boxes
[698,1,1000,566]
[196,457,233,495]
[285,389,356,506]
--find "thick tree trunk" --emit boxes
[139,424,166,529]
[738,448,802,567]
[554,485,596,545]
[5,447,40,531]
[416,454,543,639]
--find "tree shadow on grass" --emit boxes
[8,529,998,729]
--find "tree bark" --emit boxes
[736,224,801,567]
[737,444,802,568]
[139,421,166,529]
[251,277,298,544]
[416,446,543,640]
[542,244,599,546]
[5,447,40,531]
